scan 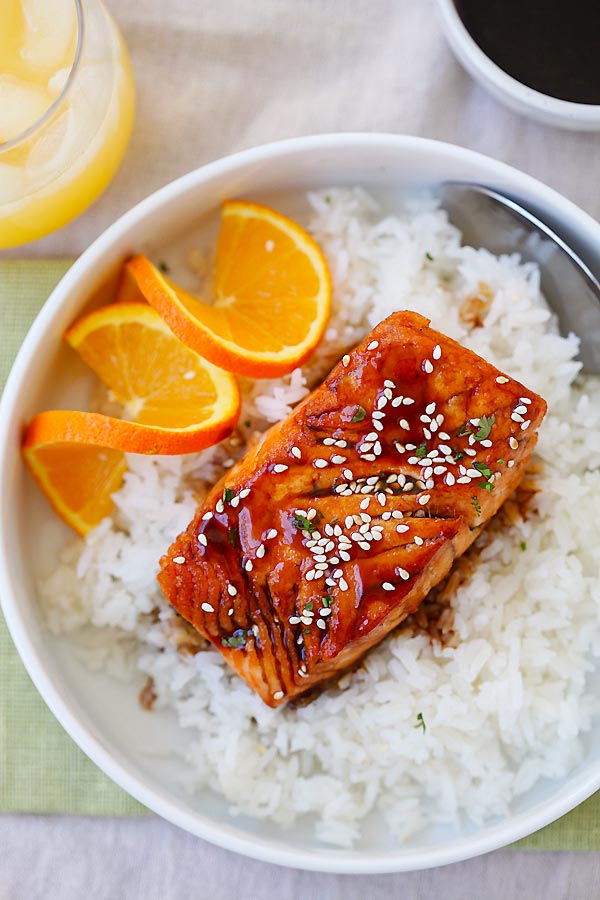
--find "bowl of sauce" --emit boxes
[436,0,600,130]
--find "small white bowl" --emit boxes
[436,0,600,131]
[1,134,600,873]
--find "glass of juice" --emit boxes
[0,0,135,249]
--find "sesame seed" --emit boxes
[423,359,434,374]
[336,440,348,448]
[198,534,208,547]
[315,562,328,571]
[471,418,481,426]
[230,496,240,508]
[438,432,451,441]
[438,444,452,454]
[382,582,395,591]
[339,550,351,561]
[314,554,327,563]
[418,494,431,505]
[509,437,518,450]
[245,559,253,572]
[360,497,371,510]
[508,460,515,468]
[361,443,373,452]
[273,464,288,473]
[425,402,436,415]
[515,405,528,415]
[373,410,386,420]
[496,376,509,384]
[403,397,415,405]
[345,515,354,529]
[414,535,424,546]
[367,340,379,350]
[331,455,347,464]
[324,523,334,536]
[511,413,524,423]
[324,540,335,552]
[239,489,251,499]
[320,607,332,617]
[289,615,301,625]
[382,511,392,521]
[377,492,387,505]
[420,414,431,424]
[296,508,308,516]
[384,379,396,388]
[273,690,284,700]
[457,476,471,484]
[391,397,403,408]
[400,419,410,430]
[424,428,432,440]
[403,483,414,492]
[464,448,477,457]
[173,556,186,564]
[339,578,349,591]
[377,396,388,410]
[317,619,327,630]
[467,468,481,478]
[433,465,447,474]
[397,568,410,580]
[445,472,456,486]
[305,570,316,581]
[520,397,532,405]
[215,500,224,514]
[301,616,312,625]
[201,602,214,612]
[480,439,493,448]
[384,388,393,400]
[227,584,237,596]
[521,420,530,430]
[408,456,420,465]
[396,523,410,533]
[202,511,213,521]
[423,466,433,479]
[256,544,266,558]
[323,438,335,446]
[291,446,302,459]
[343,469,354,480]
[342,354,350,367]
[433,344,442,360]
[314,459,329,468]
[363,454,377,461]
[430,421,438,434]
[228,608,234,616]
[266,528,278,540]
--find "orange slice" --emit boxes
[126,200,332,378]
[22,302,240,534]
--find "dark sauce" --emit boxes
[455,0,600,104]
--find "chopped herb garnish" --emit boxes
[228,528,238,548]
[457,423,472,438]
[314,509,324,522]
[222,487,235,503]
[322,595,332,607]
[158,261,170,273]
[352,405,367,423]
[480,481,494,492]
[520,540,527,551]
[474,414,495,441]
[425,251,434,261]
[244,419,251,428]
[325,195,331,204]
[452,446,465,461]
[330,517,339,526]
[415,442,428,459]
[305,601,313,611]
[292,513,316,532]
[414,712,426,733]
[472,496,481,515]
[222,629,246,649]
[303,628,310,634]
[497,458,504,464]
[473,461,493,480]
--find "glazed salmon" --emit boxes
[158,311,547,706]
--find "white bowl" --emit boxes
[435,0,600,131]
[1,133,599,873]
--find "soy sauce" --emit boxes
[455,0,600,105]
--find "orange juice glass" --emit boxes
[0,0,135,249]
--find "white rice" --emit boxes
[40,188,600,847]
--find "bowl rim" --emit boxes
[435,0,600,128]
[1,131,600,874]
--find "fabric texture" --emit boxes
[0,261,598,846]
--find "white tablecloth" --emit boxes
[4,0,600,895]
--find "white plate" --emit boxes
[1,134,599,873]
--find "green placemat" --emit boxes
[0,260,597,845]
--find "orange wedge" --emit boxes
[22,302,240,534]
[126,200,331,378]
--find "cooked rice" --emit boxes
[41,188,600,847]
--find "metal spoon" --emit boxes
[439,183,600,373]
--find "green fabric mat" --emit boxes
[0,260,597,846]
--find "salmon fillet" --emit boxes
[158,311,547,706]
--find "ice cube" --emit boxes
[0,162,26,206]
[0,74,51,143]
[25,106,76,176]
[20,0,77,76]
[47,66,71,98]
